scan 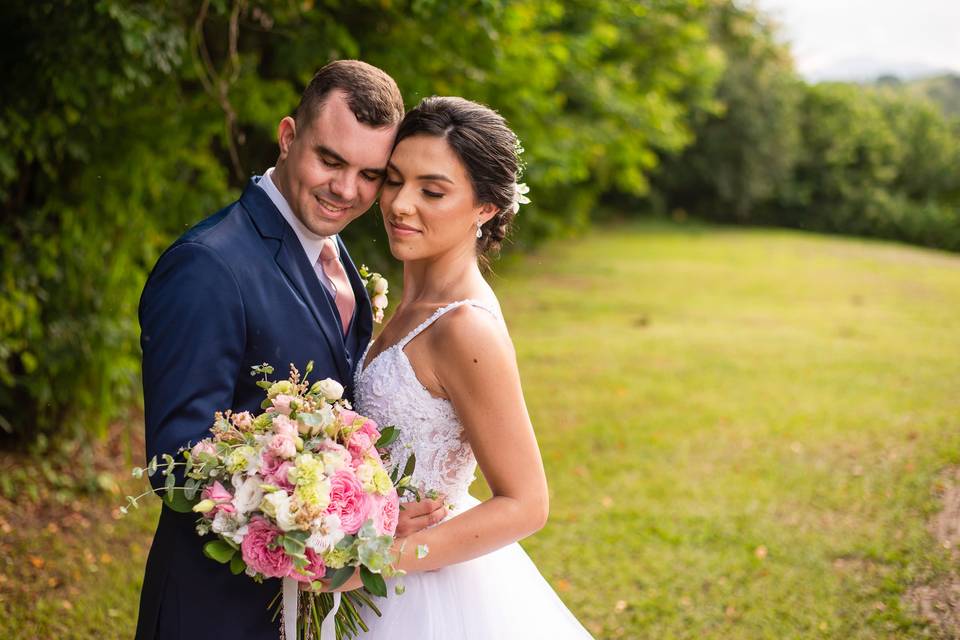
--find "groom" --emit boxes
[136,60,445,639]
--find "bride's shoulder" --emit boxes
[426,299,512,358]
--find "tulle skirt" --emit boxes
[358,497,593,639]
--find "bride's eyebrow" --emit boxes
[385,162,453,184]
[416,173,453,184]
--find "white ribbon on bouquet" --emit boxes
[282,577,341,640]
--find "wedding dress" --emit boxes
[353,299,593,639]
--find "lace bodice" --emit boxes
[354,300,500,506]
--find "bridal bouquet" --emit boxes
[125,362,416,640]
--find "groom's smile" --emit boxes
[315,194,351,216]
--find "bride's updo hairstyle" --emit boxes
[393,96,522,256]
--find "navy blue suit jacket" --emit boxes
[135,179,373,639]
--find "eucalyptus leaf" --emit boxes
[162,487,196,513]
[285,530,310,544]
[183,477,199,501]
[282,535,306,556]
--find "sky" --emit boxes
[753,0,960,80]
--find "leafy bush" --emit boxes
[653,1,960,252]
[0,0,722,444]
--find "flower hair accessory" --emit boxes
[508,138,530,215]
[509,182,530,215]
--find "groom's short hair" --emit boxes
[295,60,404,128]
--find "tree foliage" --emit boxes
[654,0,801,221]
[653,1,960,251]
[0,0,721,443]
[4,0,958,444]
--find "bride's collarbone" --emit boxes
[399,338,447,399]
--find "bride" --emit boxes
[327,96,592,638]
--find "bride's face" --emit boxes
[380,134,495,262]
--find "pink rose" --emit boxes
[346,419,381,464]
[267,416,298,460]
[270,394,297,416]
[190,440,217,459]
[261,454,294,491]
[370,488,400,536]
[337,409,359,427]
[272,414,298,438]
[289,548,326,584]
[267,434,296,460]
[201,481,235,515]
[318,440,350,457]
[325,470,372,535]
[347,434,373,467]
[241,517,293,579]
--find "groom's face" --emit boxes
[275,90,397,237]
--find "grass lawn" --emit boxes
[495,222,960,639]
[2,221,959,638]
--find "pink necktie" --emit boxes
[319,238,355,335]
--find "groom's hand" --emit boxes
[395,496,447,537]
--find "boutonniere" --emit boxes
[359,265,389,323]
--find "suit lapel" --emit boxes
[242,180,351,382]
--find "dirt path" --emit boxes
[906,466,960,638]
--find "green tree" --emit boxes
[0,0,724,444]
[654,0,802,222]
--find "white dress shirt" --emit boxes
[257,167,339,296]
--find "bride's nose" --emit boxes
[390,191,415,217]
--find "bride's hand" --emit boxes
[395,495,447,537]
[299,569,364,593]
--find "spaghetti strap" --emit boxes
[397,299,499,350]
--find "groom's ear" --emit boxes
[277,116,297,159]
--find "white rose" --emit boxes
[321,449,348,476]
[373,277,388,294]
[231,473,264,516]
[355,463,375,491]
[372,294,388,309]
[260,491,298,532]
[317,378,344,401]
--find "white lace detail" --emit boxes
[354,300,500,506]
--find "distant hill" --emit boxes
[906,74,960,116]
[806,57,955,83]
[870,73,960,118]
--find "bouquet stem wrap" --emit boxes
[281,579,342,640]
[282,577,297,640]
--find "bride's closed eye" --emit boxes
[383,178,444,199]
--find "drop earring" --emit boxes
[476,218,483,239]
